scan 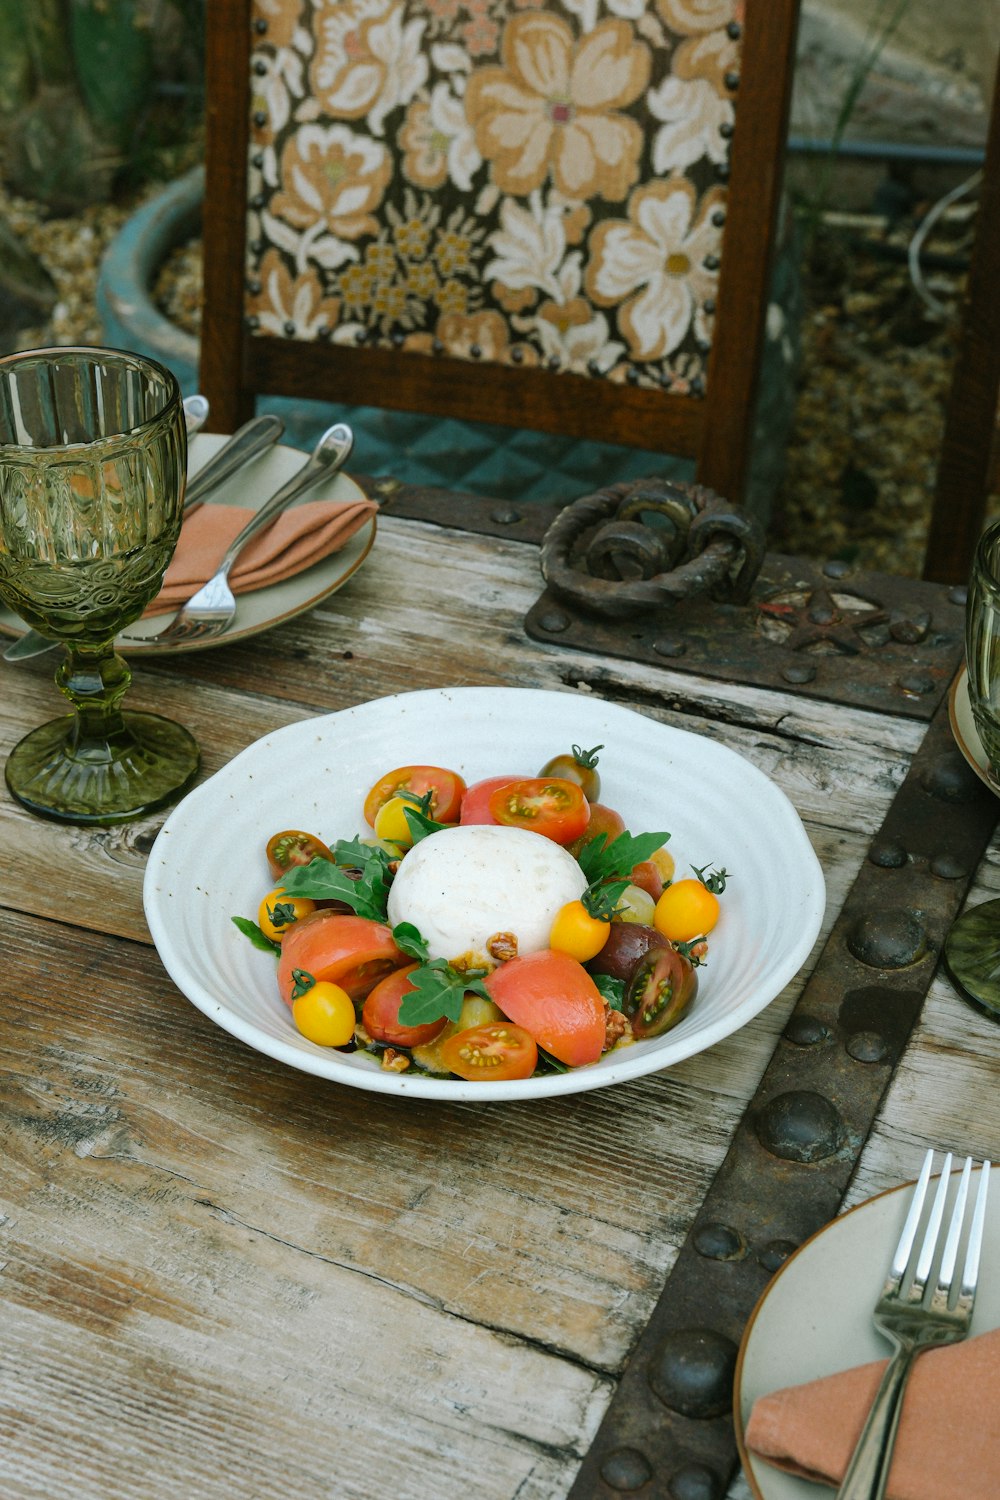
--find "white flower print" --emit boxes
[648,73,733,172]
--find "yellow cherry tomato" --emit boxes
[653,879,720,943]
[292,981,356,1047]
[373,795,416,848]
[549,899,611,962]
[258,887,316,941]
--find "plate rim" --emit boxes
[143,685,828,1102]
[949,666,999,797]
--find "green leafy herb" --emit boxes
[534,1048,570,1074]
[392,922,431,962]
[279,841,393,922]
[402,803,448,844]
[397,961,492,1028]
[591,972,626,1011]
[576,829,671,883]
[231,915,280,955]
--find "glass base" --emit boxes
[943,898,1000,1020]
[5,710,199,825]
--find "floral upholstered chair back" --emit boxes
[246,0,742,400]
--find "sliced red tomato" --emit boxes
[485,949,605,1067]
[362,963,449,1048]
[277,911,404,1008]
[440,1022,538,1082]
[625,946,697,1038]
[459,773,525,826]
[363,765,466,828]
[568,802,626,858]
[488,778,590,846]
[265,829,333,881]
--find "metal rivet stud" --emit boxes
[846,909,927,969]
[490,507,521,525]
[898,672,934,696]
[784,1015,830,1046]
[930,852,969,879]
[823,559,851,578]
[599,1447,652,1491]
[724,71,740,90]
[847,1030,891,1063]
[922,751,981,804]
[538,610,570,633]
[758,1239,798,1273]
[648,1328,738,1419]
[869,841,907,868]
[756,1090,844,1162]
[668,1461,723,1500]
[653,636,687,658]
[253,110,267,128]
[693,1221,746,1261]
[782,663,816,684]
[949,586,968,607]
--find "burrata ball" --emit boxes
[386,823,587,968]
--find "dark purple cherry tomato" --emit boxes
[587,922,669,984]
[625,946,697,1039]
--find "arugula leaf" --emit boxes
[535,1048,570,1074]
[591,972,626,1012]
[397,961,491,1027]
[231,915,280,955]
[402,804,448,844]
[576,829,671,884]
[392,922,430,962]
[279,842,392,922]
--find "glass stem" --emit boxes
[55,643,135,759]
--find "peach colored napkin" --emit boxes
[743,1325,1000,1498]
[145,497,376,615]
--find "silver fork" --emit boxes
[124,421,354,647]
[836,1149,991,1500]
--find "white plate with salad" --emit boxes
[143,686,826,1100]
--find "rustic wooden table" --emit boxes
[2,490,998,1500]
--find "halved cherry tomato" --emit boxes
[266,829,333,881]
[654,879,721,943]
[362,963,449,1048]
[292,981,356,1047]
[441,1022,538,1081]
[277,911,404,1008]
[485,949,605,1066]
[488,778,590,846]
[363,765,466,828]
[568,802,626,858]
[538,744,602,801]
[459,774,525,826]
[258,887,316,942]
[625,946,697,1038]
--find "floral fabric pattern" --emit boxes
[246,0,741,393]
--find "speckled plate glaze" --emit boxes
[143,686,826,1101]
[0,432,376,655]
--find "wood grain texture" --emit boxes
[2,515,996,1500]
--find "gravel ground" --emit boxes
[2,175,989,580]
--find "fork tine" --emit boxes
[961,1159,991,1297]
[937,1156,972,1292]
[889,1147,934,1282]
[913,1150,953,1288]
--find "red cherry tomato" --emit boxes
[486,949,605,1067]
[487,778,590,846]
[363,765,466,828]
[538,744,602,801]
[440,1022,538,1082]
[568,802,626,858]
[277,911,404,1008]
[265,829,333,881]
[459,774,525,826]
[362,963,449,1048]
[629,859,665,903]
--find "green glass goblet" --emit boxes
[0,345,200,824]
[943,517,1000,1017]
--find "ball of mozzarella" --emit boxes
[386,823,587,967]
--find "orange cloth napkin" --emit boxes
[743,1325,1000,1498]
[145,497,376,615]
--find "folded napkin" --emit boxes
[743,1325,1000,1499]
[145,497,376,614]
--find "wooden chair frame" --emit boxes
[200,0,801,508]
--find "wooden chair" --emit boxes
[922,51,1000,584]
[200,0,802,511]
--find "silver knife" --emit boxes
[3,412,285,662]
